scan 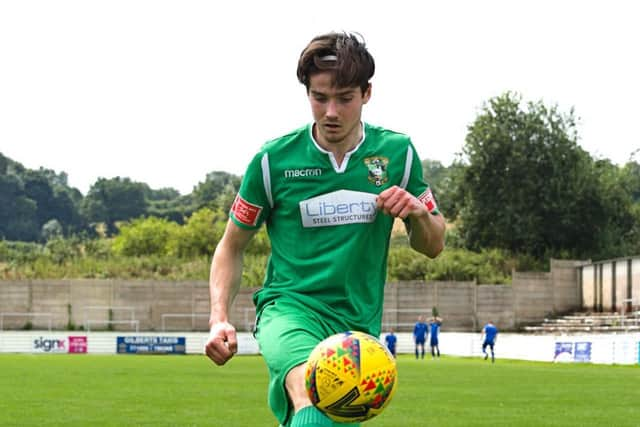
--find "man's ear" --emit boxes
[362,83,372,104]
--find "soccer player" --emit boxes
[203,32,446,427]
[481,320,499,363]
[384,328,397,358]
[429,315,442,359]
[413,315,428,359]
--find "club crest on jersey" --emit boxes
[364,156,389,187]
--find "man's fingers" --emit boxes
[205,337,234,365]
[204,324,238,365]
[225,329,238,354]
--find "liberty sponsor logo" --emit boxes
[230,194,262,227]
[284,168,323,178]
[418,188,438,213]
[364,156,389,186]
[300,190,378,228]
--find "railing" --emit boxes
[82,306,136,331]
[85,319,139,332]
[243,307,255,332]
[161,313,209,332]
[382,308,429,330]
[0,312,53,331]
[161,309,257,332]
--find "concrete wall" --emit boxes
[0,260,582,332]
[580,256,640,312]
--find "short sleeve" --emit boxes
[403,141,441,216]
[229,151,272,229]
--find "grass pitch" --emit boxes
[0,354,638,426]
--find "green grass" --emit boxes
[0,354,638,426]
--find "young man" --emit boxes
[481,320,499,363]
[413,315,428,359]
[429,315,442,359]
[204,32,446,427]
[384,328,398,358]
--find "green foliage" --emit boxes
[170,208,226,258]
[112,216,180,257]
[246,226,271,255]
[192,171,241,212]
[0,240,42,264]
[457,92,638,260]
[0,156,85,241]
[242,254,268,287]
[44,237,82,265]
[421,159,464,219]
[41,219,63,241]
[81,177,148,235]
[387,246,536,284]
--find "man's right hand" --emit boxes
[204,321,238,365]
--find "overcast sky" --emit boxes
[1,0,638,195]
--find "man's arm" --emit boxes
[204,219,257,366]
[376,185,445,258]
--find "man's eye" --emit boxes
[339,97,353,103]
[314,96,327,103]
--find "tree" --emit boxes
[41,219,63,241]
[458,92,609,259]
[81,177,148,235]
[422,159,465,220]
[192,171,241,211]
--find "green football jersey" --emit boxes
[230,122,439,336]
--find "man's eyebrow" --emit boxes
[310,89,357,96]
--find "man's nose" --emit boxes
[325,99,338,117]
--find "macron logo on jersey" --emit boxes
[231,194,262,227]
[284,168,323,178]
[299,190,378,228]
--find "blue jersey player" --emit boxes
[413,315,428,359]
[481,321,498,363]
[384,329,397,358]
[429,316,442,358]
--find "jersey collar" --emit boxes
[308,122,366,174]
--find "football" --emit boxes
[304,331,398,423]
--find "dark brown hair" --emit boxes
[296,32,375,94]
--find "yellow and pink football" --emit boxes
[304,331,398,423]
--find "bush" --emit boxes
[112,217,180,257]
[387,247,519,284]
[170,208,226,258]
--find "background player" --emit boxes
[429,313,442,359]
[481,320,499,363]
[413,315,428,359]
[384,328,398,358]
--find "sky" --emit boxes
[1,0,638,195]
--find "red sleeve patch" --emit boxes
[230,194,262,227]
[418,188,438,213]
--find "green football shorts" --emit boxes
[254,299,360,427]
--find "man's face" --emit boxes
[307,72,371,145]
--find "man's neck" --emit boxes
[313,122,363,166]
